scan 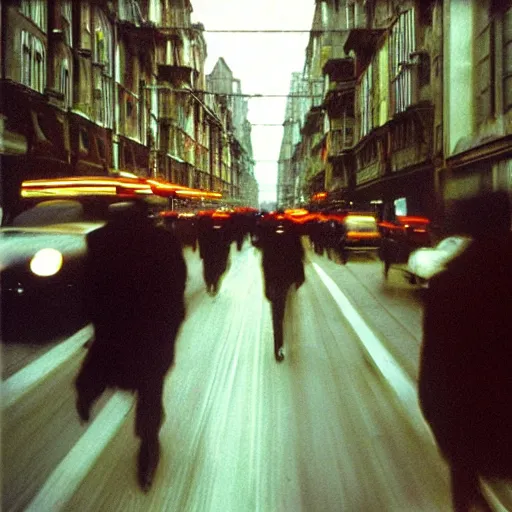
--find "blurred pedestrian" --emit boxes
[418,190,512,512]
[231,210,250,251]
[197,210,232,295]
[255,212,305,361]
[74,199,187,492]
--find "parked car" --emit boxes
[406,235,473,286]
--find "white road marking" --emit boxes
[25,391,135,512]
[2,324,94,410]
[312,261,508,512]
[312,262,434,442]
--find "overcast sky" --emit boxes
[190,1,316,203]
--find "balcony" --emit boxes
[323,58,354,83]
[328,124,354,159]
[157,65,198,88]
[324,87,355,118]
[301,107,324,136]
[344,29,386,77]
[353,129,387,186]
[389,102,434,173]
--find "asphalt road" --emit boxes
[2,240,511,511]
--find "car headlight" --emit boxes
[30,248,63,277]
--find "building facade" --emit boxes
[280,0,512,226]
[441,0,512,219]
[0,0,258,219]
[206,57,258,206]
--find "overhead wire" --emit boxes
[156,28,347,33]
[145,87,324,99]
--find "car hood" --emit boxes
[0,223,103,270]
[407,236,473,279]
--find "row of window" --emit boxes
[14,0,243,179]
[20,0,46,32]
[360,9,415,139]
[21,31,45,93]
[475,3,512,122]
[358,4,512,144]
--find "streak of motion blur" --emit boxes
[252,211,305,361]
[3,209,512,510]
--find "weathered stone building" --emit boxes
[206,57,258,207]
[441,0,512,217]
[280,0,512,225]
[0,0,258,219]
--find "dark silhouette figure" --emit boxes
[418,191,512,512]
[309,215,327,255]
[231,210,253,251]
[255,213,305,361]
[307,212,347,262]
[161,212,198,252]
[74,200,187,492]
[197,211,232,295]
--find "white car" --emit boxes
[406,235,473,285]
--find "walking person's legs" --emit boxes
[136,377,165,491]
[271,293,286,362]
[75,350,107,423]
[450,464,492,512]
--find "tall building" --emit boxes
[280,0,512,225]
[0,0,258,220]
[207,57,258,206]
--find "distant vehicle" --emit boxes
[406,235,473,286]
[343,213,381,248]
[378,215,431,278]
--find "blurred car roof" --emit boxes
[10,199,87,227]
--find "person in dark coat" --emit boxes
[418,190,512,512]
[74,199,187,492]
[197,210,232,295]
[255,212,305,361]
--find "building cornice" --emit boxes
[446,134,512,169]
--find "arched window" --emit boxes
[32,37,46,93]
[21,31,32,87]
[61,0,72,46]
[148,1,162,25]
[20,31,46,93]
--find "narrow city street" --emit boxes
[2,240,483,512]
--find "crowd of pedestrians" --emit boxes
[74,203,305,490]
[73,192,511,509]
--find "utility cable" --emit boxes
[157,28,347,33]
[144,84,325,99]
